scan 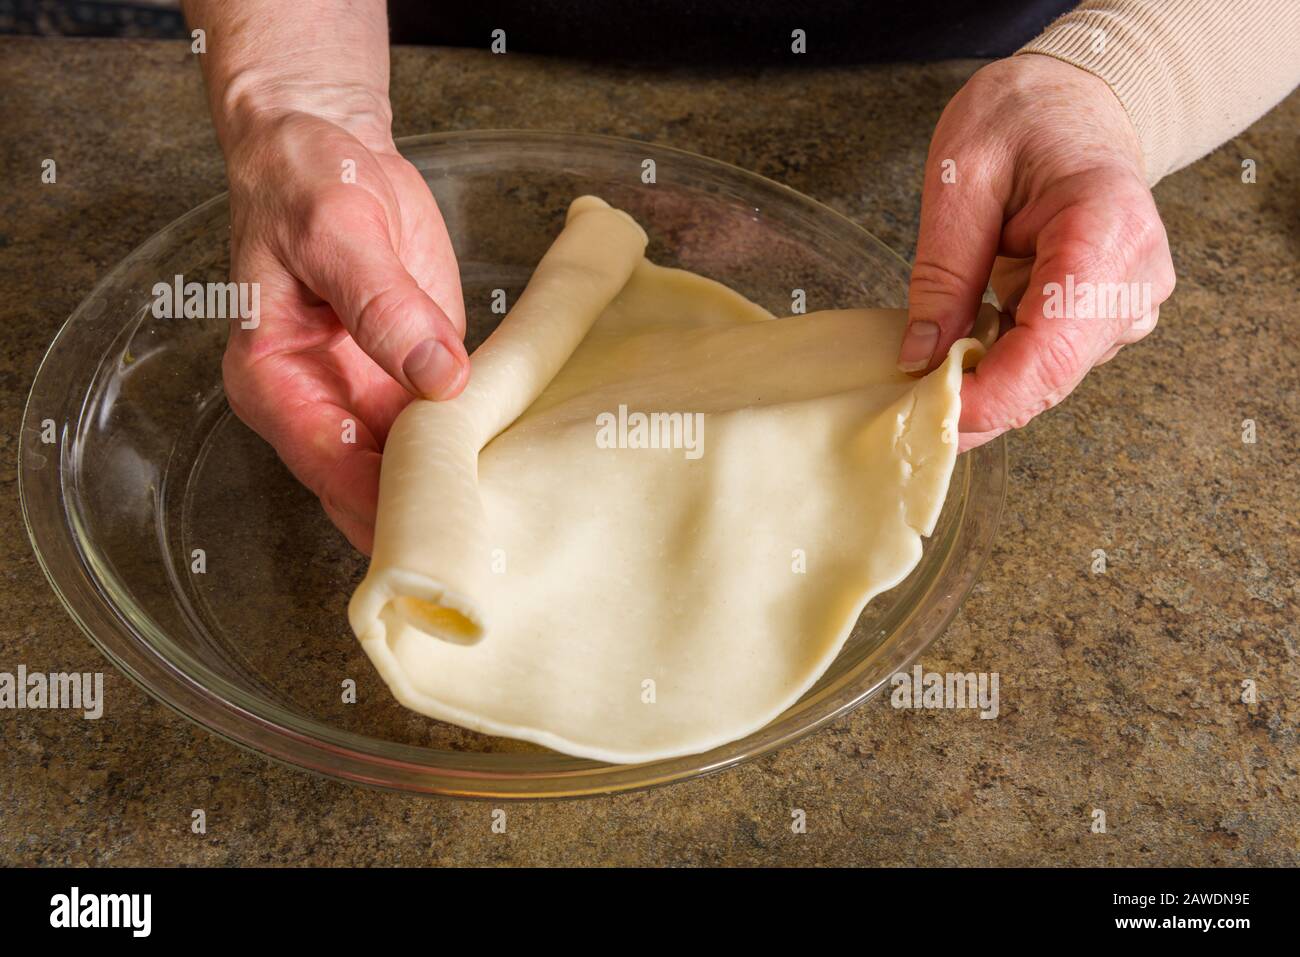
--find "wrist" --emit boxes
[212,71,395,156]
[967,53,1146,187]
[1013,53,1144,172]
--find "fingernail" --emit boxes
[403,339,463,399]
[898,320,940,373]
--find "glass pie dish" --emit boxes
[20,130,1005,797]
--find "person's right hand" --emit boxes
[221,110,468,553]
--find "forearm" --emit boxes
[1018,0,1300,184]
[180,0,394,152]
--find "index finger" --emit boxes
[959,207,1142,440]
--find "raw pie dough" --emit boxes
[349,196,989,763]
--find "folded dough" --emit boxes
[349,195,988,763]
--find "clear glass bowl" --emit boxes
[20,130,1005,797]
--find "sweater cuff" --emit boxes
[1017,9,1172,184]
[1018,1,1300,186]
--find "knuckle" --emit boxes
[1155,258,1177,301]
[220,347,259,427]
[354,286,401,342]
[316,477,349,522]
[910,257,974,299]
[1007,403,1043,432]
[1124,305,1160,342]
[1049,192,1166,280]
[1121,209,1166,260]
[1035,328,1086,392]
[1039,222,1118,281]
[1005,388,1061,432]
[220,348,243,401]
[354,285,423,358]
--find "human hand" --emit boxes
[221,110,467,553]
[899,53,1176,450]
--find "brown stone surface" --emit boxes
[0,37,1295,866]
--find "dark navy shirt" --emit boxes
[389,1,1079,63]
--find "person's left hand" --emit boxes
[898,54,1177,450]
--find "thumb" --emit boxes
[293,208,469,399]
[899,155,1006,374]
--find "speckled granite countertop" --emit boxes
[1,37,1295,866]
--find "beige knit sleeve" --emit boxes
[1018,0,1300,184]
